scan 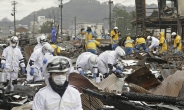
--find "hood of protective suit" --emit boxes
[43,56,74,87]
[10,39,19,48]
[160,32,164,38]
[37,34,46,44]
[88,54,98,70]
[126,36,131,40]
[115,46,126,58]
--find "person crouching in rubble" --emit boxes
[124,36,134,57]
[97,46,125,78]
[75,52,100,83]
[135,35,147,53]
[50,43,62,56]
[32,56,82,110]
[146,36,159,54]
[1,36,25,91]
[33,34,48,51]
[159,32,167,55]
[26,42,54,83]
[85,39,100,54]
[171,32,182,55]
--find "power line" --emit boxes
[11,1,18,36]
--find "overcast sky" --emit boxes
[0,0,157,21]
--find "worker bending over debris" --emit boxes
[26,42,54,83]
[50,43,62,56]
[146,36,159,54]
[159,32,167,55]
[171,32,182,55]
[1,36,25,91]
[98,46,125,78]
[135,36,147,53]
[85,39,100,55]
[33,56,82,110]
[76,52,100,83]
[124,36,134,56]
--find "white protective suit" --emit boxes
[76,52,98,74]
[1,45,25,80]
[26,48,45,81]
[98,51,118,74]
[148,36,159,49]
[33,56,81,110]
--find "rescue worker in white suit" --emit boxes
[26,42,54,82]
[98,46,126,78]
[33,34,47,51]
[146,36,159,54]
[76,52,100,83]
[1,36,25,91]
[32,56,82,110]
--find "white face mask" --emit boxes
[53,75,66,85]
[11,44,16,48]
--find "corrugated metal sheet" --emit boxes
[81,94,104,110]
[125,67,161,90]
[97,74,125,94]
[128,83,151,94]
[152,70,184,97]
[69,73,100,93]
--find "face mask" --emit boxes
[11,44,16,48]
[41,41,46,46]
[53,75,66,85]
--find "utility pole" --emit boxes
[33,11,36,34]
[74,16,76,38]
[108,0,113,32]
[12,1,18,36]
[59,0,63,38]
[53,10,55,26]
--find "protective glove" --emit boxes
[171,45,174,49]
[93,73,97,78]
[145,48,149,52]
[43,59,47,64]
[1,63,5,69]
[117,65,123,71]
[40,67,43,72]
[80,71,85,76]
[21,67,25,74]
[30,68,34,76]
[114,69,122,74]
[114,70,123,78]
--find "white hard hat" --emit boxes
[171,32,176,36]
[114,26,118,30]
[72,36,75,38]
[115,46,125,57]
[89,54,98,65]
[147,36,151,40]
[42,42,54,53]
[11,36,19,43]
[46,57,70,73]
[87,25,91,28]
